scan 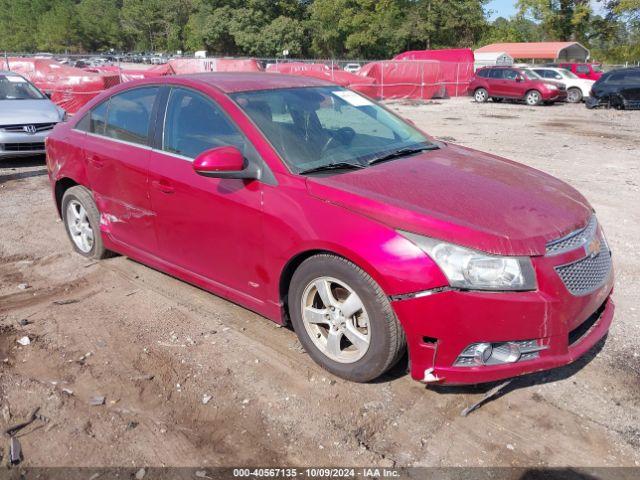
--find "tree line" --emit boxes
[0,0,638,62]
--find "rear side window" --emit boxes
[75,101,109,134]
[104,87,158,146]
[90,101,108,135]
[606,71,640,85]
[489,69,504,79]
[162,88,246,159]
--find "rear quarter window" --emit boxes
[104,87,159,145]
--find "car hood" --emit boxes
[0,99,62,125]
[305,144,592,256]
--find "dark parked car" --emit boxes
[469,66,567,106]
[586,67,640,110]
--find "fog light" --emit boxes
[454,339,546,367]
[489,342,521,364]
[472,343,493,365]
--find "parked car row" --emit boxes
[469,64,640,109]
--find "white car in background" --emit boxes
[529,67,595,103]
[343,63,361,73]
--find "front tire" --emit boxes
[61,186,110,259]
[525,90,542,106]
[288,254,406,382]
[474,88,489,103]
[567,87,583,103]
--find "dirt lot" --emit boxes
[0,98,639,468]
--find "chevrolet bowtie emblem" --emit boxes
[585,237,601,258]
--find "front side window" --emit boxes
[0,74,45,100]
[162,88,246,159]
[576,65,590,74]
[504,69,519,80]
[104,87,158,145]
[231,87,433,173]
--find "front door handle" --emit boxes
[151,179,175,194]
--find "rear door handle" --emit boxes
[151,179,175,194]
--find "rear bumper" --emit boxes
[392,269,614,385]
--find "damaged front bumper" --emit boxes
[392,266,614,385]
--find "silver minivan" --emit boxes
[0,71,67,158]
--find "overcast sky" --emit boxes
[487,0,606,20]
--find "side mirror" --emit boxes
[193,146,257,180]
[515,76,524,82]
[45,91,52,99]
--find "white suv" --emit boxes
[529,67,595,103]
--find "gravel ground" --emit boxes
[0,98,639,468]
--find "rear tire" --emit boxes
[567,87,583,103]
[525,90,542,106]
[474,88,489,103]
[288,254,406,383]
[61,186,111,260]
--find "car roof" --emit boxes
[174,72,336,93]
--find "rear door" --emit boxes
[147,86,266,299]
[487,68,506,96]
[82,86,160,252]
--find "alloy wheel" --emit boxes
[567,88,582,103]
[66,199,94,253]
[474,89,488,103]
[526,91,541,106]
[301,276,371,363]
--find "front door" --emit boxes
[82,86,159,252]
[147,87,265,299]
[500,69,521,98]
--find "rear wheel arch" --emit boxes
[54,177,81,217]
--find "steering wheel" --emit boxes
[320,127,356,157]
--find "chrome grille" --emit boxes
[555,243,612,296]
[546,216,597,256]
[0,123,56,133]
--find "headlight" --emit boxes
[545,83,558,90]
[398,231,537,291]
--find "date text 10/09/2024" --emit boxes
[232,468,401,478]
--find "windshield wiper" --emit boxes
[299,162,365,175]
[367,145,439,166]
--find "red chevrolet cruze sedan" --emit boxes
[46,73,614,385]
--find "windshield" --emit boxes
[0,75,45,100]
[559,70,579,79]
[231,87,434,173]
[523,69,542,80]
